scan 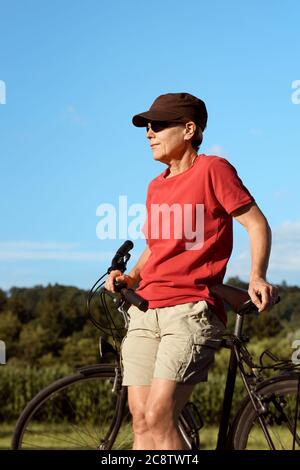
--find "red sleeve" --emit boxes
[208,157,255,214]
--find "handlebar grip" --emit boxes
[238,296,281,315]
[115,240,134,257]
[108,240,134,273]
[114,280,148,312]
[121,288,149,312]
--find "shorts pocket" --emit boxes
[187,306,224,343]
[178,338,216,384]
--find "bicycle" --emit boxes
[11,241,300,450]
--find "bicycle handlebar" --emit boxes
[108,240,134,274]
[114,280,149,312]
[108,240,149,312]
[238,296,281,315]
[105,241,281,316]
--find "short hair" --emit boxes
[191,126,203,152]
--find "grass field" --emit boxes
[1,423,298,450]
[1,423,219,450]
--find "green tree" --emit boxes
[0,310,22,358]
[60,336,99,367]
[0,288,7,311]
[274,292,300,322]
[7,286,44,323]
[37,284,86,338]
[17,323,62,364]
[244,312,283,339]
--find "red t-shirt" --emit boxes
[136,154,255,324]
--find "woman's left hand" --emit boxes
[248,278,279,313]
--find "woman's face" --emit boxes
[146,122,188,163]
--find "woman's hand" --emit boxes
[104,270,137,293]
[248,277,279,313]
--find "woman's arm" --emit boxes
[232,202,278,312]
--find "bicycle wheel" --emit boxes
[12,364,132,450]
[229,373,300,450]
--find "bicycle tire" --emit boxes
[11,364,130,450]
[229,373,300,450]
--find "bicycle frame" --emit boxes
[216,313,243,449]
[216,311,278,449]
[216,312,300,450]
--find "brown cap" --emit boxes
[132,92,208,131]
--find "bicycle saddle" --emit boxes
[209,284,256,314]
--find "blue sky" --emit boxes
[0,0,299,290]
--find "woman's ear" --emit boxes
[183,121,196,141]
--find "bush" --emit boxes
[0,365,72,421]
[60,336,100,367]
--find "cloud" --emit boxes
[204,144,227,157]
[61,105,87,126]
[0,241,113,262]
[226,251,251,280]
[272,189,294,202]
[273,220,300,242]
[0,242,79,250]
[269,220,300,271]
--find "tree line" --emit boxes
[0,278,299,369]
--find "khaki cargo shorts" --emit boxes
[121,300,226,386]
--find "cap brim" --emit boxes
[132,110,183,127]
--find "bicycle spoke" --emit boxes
[13,373,126,450]
[25,398,103,448]
[23,427,95,449]
[45,391,106,446]
[232,377,300,450]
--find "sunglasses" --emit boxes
[146,121,185,133]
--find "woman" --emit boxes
[105,92,278,450]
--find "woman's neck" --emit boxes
[165,150,198,178]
